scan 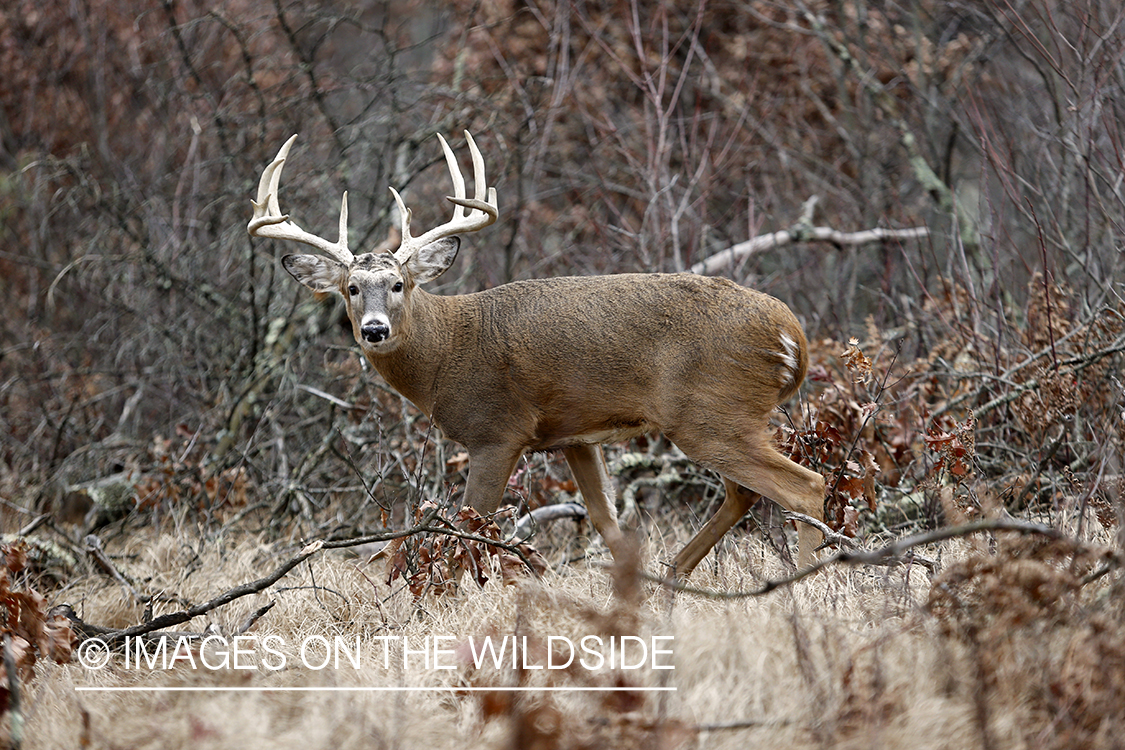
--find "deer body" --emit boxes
[251,133,825,577]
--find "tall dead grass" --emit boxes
[10,518,1121,749]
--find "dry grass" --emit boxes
[8,518,1121,750]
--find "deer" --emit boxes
[248,131,826,578]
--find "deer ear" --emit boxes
[282,254,347,294]
[404,237,459,285]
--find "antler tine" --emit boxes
[247,134,354,265]
[337,190,349,253]
[438,133,467,218]
[466,131,487,204]
[389,186,412,244]
[444,131,499,218]
[249,134,297,231]
[393,131,499,263]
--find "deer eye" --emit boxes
[392,281,403,293]
[347,284,359,296]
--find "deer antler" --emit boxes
[248,135,354,265]
[391,131,498,263]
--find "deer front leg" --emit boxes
[563,444,627,560]
[372,446,519,579]
[463,445,524,516]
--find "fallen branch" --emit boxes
[650,517,1106,599]
[84,534,146,605]
[784,510,859,551]
[63,543,321,646]
[61,506,552,645]
[511,502,588,543]
[785,510,938,571]
[62,507,440,646]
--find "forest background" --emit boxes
[1,1,1124,748]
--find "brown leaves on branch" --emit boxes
[788,270,1124,553]
[0,541,76,713]
[780,336,888,538]
[387,504,549,598]
[840,337,873,384]
[923,411,976,484]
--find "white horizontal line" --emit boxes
[76,685,676,693]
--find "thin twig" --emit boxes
[234,601,276,636]
[696,717,795,732]
[83,534,146,605]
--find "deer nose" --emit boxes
[361,322,390,343]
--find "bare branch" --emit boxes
[84,534,146,605]
[649,517,1108,600]
[691,219,929,276]
[512,502,588,543]
[58,507,555,645]
[63,507,440,646]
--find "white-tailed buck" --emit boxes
[248,132,825,576]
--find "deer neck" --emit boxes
[363,288,461,417]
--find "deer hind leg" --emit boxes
[720,445,824,569]
[672,478,760,578]
[563,444,627,560]
[672,432,825,574]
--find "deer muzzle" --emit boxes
[361,321,390,343]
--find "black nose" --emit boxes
[361,323,390,343]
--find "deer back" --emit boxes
[369,272,808,455]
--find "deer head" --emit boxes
[248,132,497,355]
